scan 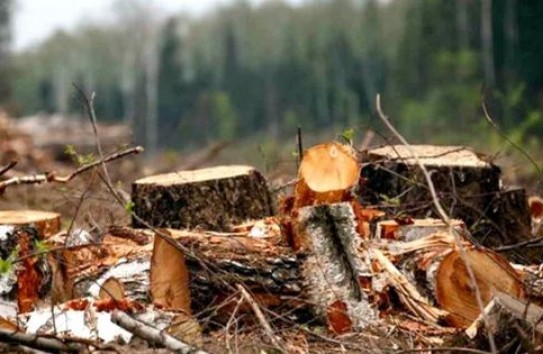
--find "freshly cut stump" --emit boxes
[435,248,523,328]
[0,210,61,238]
[294,142,359,209]
[360,145,502,244]
[132,165,273,231]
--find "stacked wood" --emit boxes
[132,165,274,231]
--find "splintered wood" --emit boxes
[132,165,273,231]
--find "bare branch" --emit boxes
[0,160,17,176]
[375,94,497,354]
[0,146,142,194]
[111,310,208,354]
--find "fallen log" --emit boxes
[132,165,274,231]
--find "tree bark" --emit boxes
[132,165,273,231]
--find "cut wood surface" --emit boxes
[294,142,359,208]
[150,235,191,313]
[435,247,524,327]
[132,165,273,231]
[0,210,61,238]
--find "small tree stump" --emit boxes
[132,165,273,231]
[0,210,61,238]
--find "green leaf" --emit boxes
[0,258,12,275]
[125,200,135,214]
[34,240,50,255]
[341,128,355,143]
[64,144,76,156]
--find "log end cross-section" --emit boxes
[132,165,273,231]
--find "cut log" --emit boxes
[98,277,125,301]
[465,292,543,352]
[0,210,61,238]
[132,165,273,231]
[435,247,524,328]
[150,236,191,313]
[294,142,359,209]
[360,145,501,241]
[295,203,376,333]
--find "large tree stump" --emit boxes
[360,145,503,245]
[132,165,273,231]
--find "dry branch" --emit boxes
[111,310,208,354]
[0,328,83,353]
[0,146,143,194]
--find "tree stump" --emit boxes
[295,202,376,333]
[0,210,61,238]
[360,145,502,244]
[132,165,273,231]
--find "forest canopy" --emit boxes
[3,0,543,153]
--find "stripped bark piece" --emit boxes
[294,142,359,209]
[372,249,447,324]
[132,165,273,231]
[150,235,191,313]
[98,277,125,301]
[382,232,458,257]
[0,210,61,238]
[435,248,524,328]
[296,203,376,333]
[375,218,466,241]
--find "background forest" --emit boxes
[0,0,542,160]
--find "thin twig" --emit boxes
[236,284,284,352]
[481,101,543,179]
[297,126,303,168]
[0,146,143,193]
[0,160,17,176]
[111,311,208,354]
[375,94,497,354]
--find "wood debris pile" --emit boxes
[1,140,543,353]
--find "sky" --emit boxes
[13,0,304,51]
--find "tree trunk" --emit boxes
[132,165,273,231]
[0,210,61,238]
[481,0,495,86]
